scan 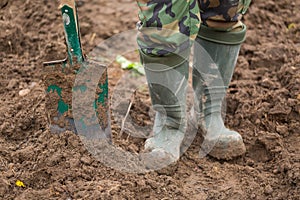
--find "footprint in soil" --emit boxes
[247,132,284,163]
[247,140,271,163]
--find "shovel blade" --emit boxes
[43,60,111,141]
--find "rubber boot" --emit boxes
[193,36,246,160]
[139,50,189,165]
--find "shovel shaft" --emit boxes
[59,0,84,64]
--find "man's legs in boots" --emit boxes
[135,0,252,163]
[136,0,200,164]
[193,0,251,159]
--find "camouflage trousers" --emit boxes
[137,0,251,56]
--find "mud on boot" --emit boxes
[193,25,247,160]
[139,50,189,168]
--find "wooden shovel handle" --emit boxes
[59,0,78,32]
[59,0,76,10]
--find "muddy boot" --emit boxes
[139,50,189,166]
[193,25,247,160]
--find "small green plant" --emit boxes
[116,55,145,75]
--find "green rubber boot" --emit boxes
[193,27,247,160]
[139,50,189,165]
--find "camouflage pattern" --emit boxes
[136,0,200,56]
[199,0,251,31]
[136,0,251,56]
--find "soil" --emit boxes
[0,0,299,199]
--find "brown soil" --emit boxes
[0,0,299,199]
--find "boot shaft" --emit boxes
[193,37,241,117]
[139,50,189,130]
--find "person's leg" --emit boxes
[193,0,251,159]
[136,0,200,56]
[136,0,200,163]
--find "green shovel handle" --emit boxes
[59,0,84,65]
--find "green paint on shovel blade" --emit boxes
[47,85,69,114]
[80,118,87,130]
[96,75,109,107]
[58,99,69,114]
[47,85,62,97]
[73,85,87,92]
